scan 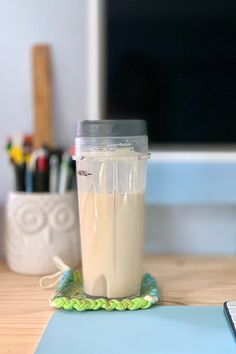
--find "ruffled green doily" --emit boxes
[50,270,160,311]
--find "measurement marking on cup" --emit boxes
[77,170,92,176]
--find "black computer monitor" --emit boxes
[106,0,236,144]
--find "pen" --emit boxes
[69,145,76,190]
[9,145,26,191]
[58,152,73,194]
[23,134,33,157]
[25,148,44,192]
[14,163,26,191]
[25,162,33,193]
[35,152,49,192]
[49,154,60,193]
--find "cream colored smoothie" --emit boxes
[78,191,145,298]
[75,119,149,299]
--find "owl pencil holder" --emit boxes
[5,191,80,275]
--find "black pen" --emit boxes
[14,163,26,192]
[35,153,49,192]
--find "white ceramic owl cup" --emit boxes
[5,191,80,275]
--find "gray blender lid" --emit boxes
[77,120,147,137]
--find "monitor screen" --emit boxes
[106,0,236,144]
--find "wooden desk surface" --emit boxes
[1,256,236,354]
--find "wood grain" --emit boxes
[1,256,236,353]
[32,45,53,149]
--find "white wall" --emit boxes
[0,0,87,202]
[146,205,236,255]
[0,0,87,257]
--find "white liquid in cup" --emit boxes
[78,191,145,298]
[75,120,149,298]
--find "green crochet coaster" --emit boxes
[50,270,160,311]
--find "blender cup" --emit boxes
[74,120,149,298]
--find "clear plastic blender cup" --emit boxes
[74,120,149,299]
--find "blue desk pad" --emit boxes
[35,306,235,354]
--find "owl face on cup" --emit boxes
[5,192,80,275]
[14,200,76,235]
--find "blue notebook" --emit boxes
[35,306,235,354]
